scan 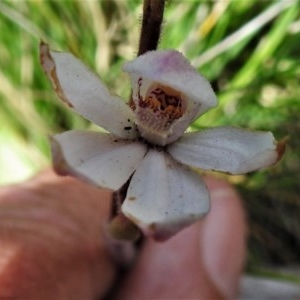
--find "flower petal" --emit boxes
[50,130,147,190]
[121,149,210,241]
[123,50,217,144]
[168,126,280,174]
[40,42,137,140]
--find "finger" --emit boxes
[115,176,246,299]
[0,170,116,299]
[202,176,246,299]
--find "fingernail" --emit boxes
[201,182,246,299]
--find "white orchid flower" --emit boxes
[40,42,283,240]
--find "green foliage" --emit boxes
[0,0,300,277]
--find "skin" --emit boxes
[0,170,246,299]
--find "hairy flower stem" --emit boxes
[138,0,165,56]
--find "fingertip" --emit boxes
[115,222,224,299]
[202,176,247,299]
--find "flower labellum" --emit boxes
[123,50,218,146]
[40,41,284,240]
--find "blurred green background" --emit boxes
[0,0,299,281]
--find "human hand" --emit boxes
[0,170,245,299]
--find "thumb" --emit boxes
[202,176,247,299]
[114,176,246,300]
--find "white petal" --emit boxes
[40,42,137,140]
[123,50,217,144]
[168,126,280,174]
[121,149,210,241]
[51,130,147,190]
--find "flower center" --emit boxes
[141,84,183,121]
[133,78,185,145]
